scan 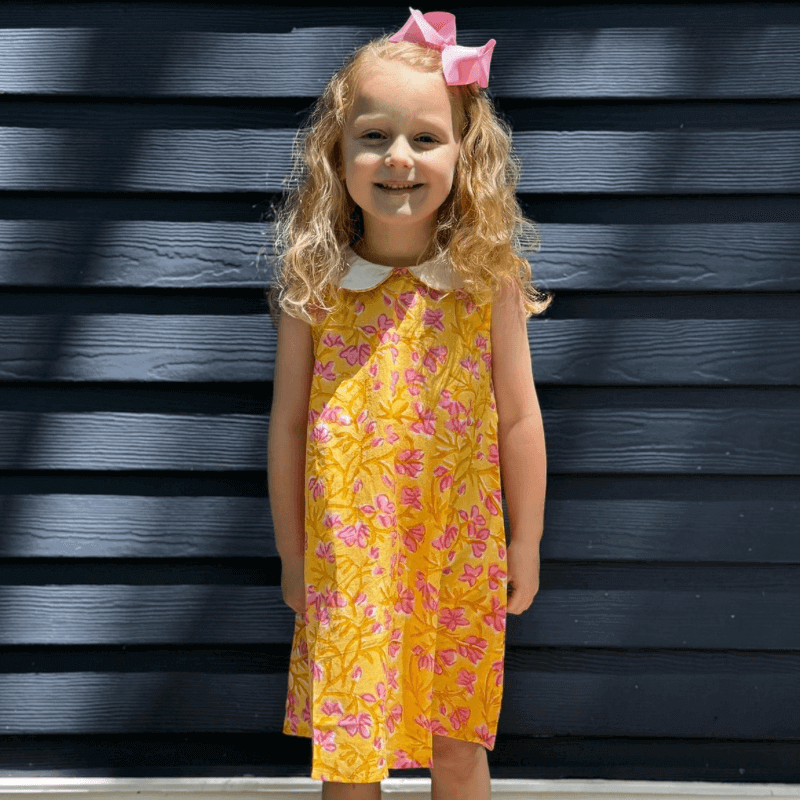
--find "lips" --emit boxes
[375,183,423,189]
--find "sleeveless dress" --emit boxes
[282,246,508,783]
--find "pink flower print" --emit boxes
[321,699,345,716]
[355,300,365,314]
[436,648,458,671]
[361,314,394,336]
[483,595,506,632]
[326,588,349,609]
[369,360,379,377]
[308,475,325,500]
[404,367,426,396]
[322,333,344,348]
[492,659,504,687]
[458,635,488,665]
[313,729,338,752]
[433,464,453,492]
[403,523,425,553]
[311,659,323,682]
[400,485,423,511]
[370,545,380,559]
[439,606,470,632]
[381,473,395,490]
[460,356,480,380]
[488,562,507,590]
[375,494,397,528]
[396,448,424,478]
[386,703,403,733]
[457,668,478,695]
[411,349,420,364]
[352,664,362,680]
[482,351,492,372]
[309,423,332,444]
[449,706,471,731]
[431,524,458,551]
[445,415,469,436]
[340,343,372,366]
[395,582,415,614]
[353,478,363,493]
[423,345,448,374]
[488,443,500,465]
[319,404,341,423]
[460,504,485,526]
[388,634,402,662]
[470,539,487,559]
[315,541,335,563]
[409,402,436,436]
[338,712,373,738]
[393,750,422,769]
[357,409,369,424]
[459,563,484,587]
[323,512,342,529]
[313,360,336,381]
[475,333,487,351]
[463,296,477,314]
[391,371,400,392]
[416,651,435,672]
[484,488,503,517]
[336,521,370,547]
[396,289,417,315]
[415,569,438,611]
[475,724,495,748]
[382,292,392,307]
[423,307,445,331]
[385,424,400,445]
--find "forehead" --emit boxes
[349,58,456,129]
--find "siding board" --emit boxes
[0,404,799,472]
[0,582,796,650]
[0,490,797,561]
[3,129,800,192]
[0,664,796,738]
[2,316,800,384]
[1,221,799,289]
[1,27,800,98]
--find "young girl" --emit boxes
[267,8,552,798]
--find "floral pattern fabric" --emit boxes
[282,264,508,783]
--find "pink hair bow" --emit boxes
[388,7,496,88]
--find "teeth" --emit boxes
[380,184,418,189]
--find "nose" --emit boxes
[385,136,414,168]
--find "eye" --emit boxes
[362,132,438,144]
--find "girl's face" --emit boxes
[342,57,462,262]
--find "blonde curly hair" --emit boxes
[264,33,554,327]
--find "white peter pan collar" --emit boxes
[339,246,465,292]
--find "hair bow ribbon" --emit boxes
[388,7,496,88]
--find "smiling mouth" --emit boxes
[375,183,424,190]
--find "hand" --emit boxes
[505,539,540,615]
[280,553,306,616]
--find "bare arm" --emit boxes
[268,309,314,560]
[491,278,547,547]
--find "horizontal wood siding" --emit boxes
[0,0,798,784]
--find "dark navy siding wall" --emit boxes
[0,1,799,782]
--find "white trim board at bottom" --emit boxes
[0,778,797,799]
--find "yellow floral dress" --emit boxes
[282,246,508,783]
